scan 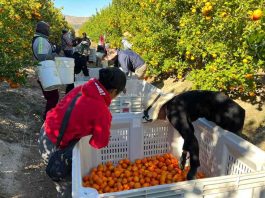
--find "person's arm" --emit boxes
[89,112,112,149]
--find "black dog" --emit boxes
[159,90,245,180]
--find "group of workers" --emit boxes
[32,21,245,197]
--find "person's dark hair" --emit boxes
[82,32,87,37]
[99,67,126,94]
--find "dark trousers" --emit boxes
[63,50,73,58]
[65,53,89,94]
[73,53,89,76]
[37,80,59,120]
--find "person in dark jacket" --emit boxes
[110,49,147,79]
[157,90,245,180]
[32,21,59,120]
[38,67,126,197]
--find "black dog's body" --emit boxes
[165,90,245,177]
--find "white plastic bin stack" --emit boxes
[110,79,160,113]
[72,80,265,198]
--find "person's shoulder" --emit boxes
[34,36,49,44]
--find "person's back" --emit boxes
[117,49,145,72]
[45,78,112,149]
[167,90,245,133]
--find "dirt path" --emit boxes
[0,69,264,198]
[0,70,57,198]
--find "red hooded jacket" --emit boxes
[44,78,112,149]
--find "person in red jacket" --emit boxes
[38,67,126,197]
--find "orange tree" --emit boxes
[79,3,122,47]
[0,0,69,87]
[80,0,264,96]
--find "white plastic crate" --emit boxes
[72,115,265,198]
[74,79,159,113]
[109,79,160,113]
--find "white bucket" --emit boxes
[55,57,75,84]
[37,60,62,91]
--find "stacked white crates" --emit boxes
[72,79,265,198]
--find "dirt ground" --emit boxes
[0,69,264,198]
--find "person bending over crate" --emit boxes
[109,49,147,80]
[38,67,126,197]
[157,90,245,180]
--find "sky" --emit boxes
[53,0,112,17]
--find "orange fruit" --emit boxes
[158,162,164,168]
[165,159,171,165]
[252,9,263,20]
[123,158,130,164]
[134,182,141,189]
[122,178,128,184]
[124,170,131,177]
[133,176,140,182]
[123,184,130,190]
[145,177,151,183]
[92,183,100,191]
[121,163,128,169]
[161,166,167,171]
[132,166,138,172]
[167,164,174,171]
[148,166,155,172]
[129,181,135,188]
[140,178,145,185]
[114,170,122,177]
[135,159,141,164]
[108,179,115,187]
[83,175,90,182]
[105,170,111,177]
[142,158,147,163]
[150,179,159,186]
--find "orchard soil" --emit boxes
[0,68,264,198]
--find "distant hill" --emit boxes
[64,15,90,32]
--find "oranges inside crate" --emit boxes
[82,153,206,194]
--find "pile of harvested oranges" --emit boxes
[82,153,205,193]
